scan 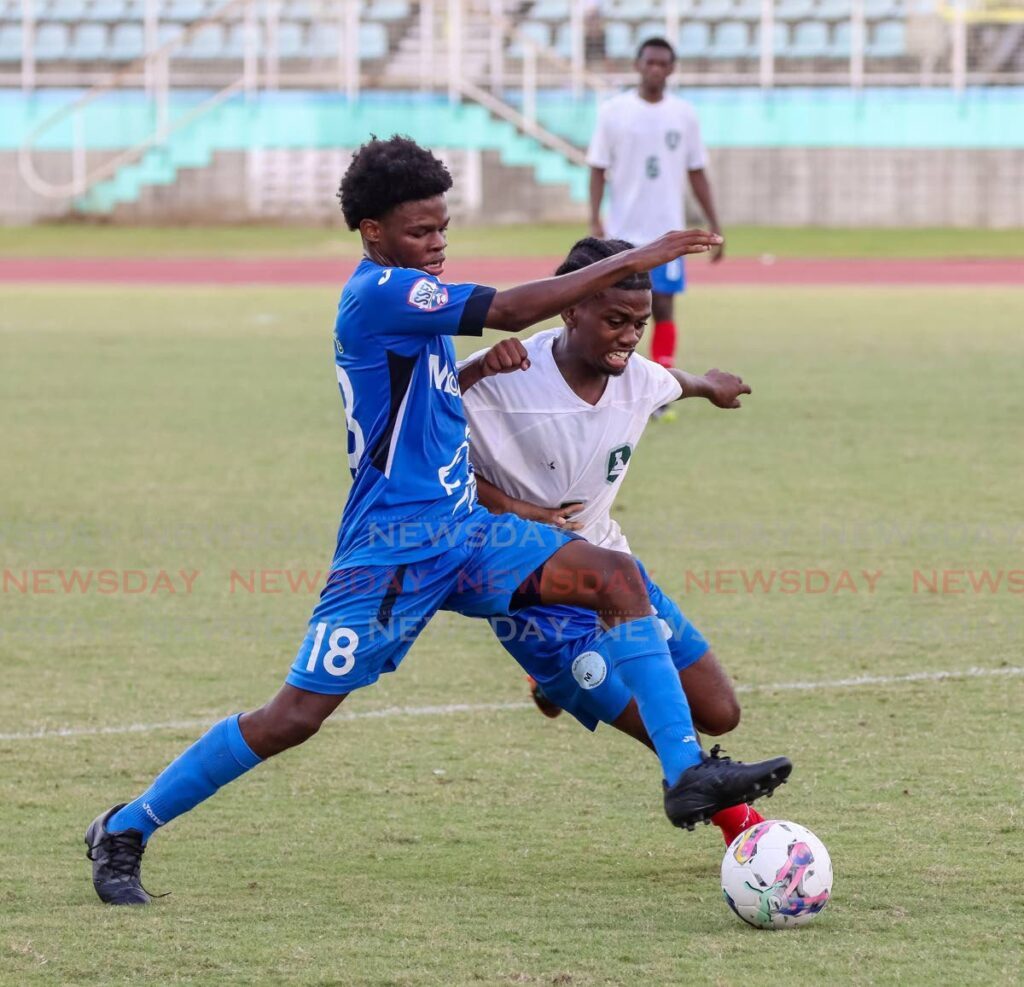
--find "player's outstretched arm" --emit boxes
[475,474,584,530]
[669,367,751,409]
[484,229,723,334]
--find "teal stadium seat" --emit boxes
[35,23,71,60]
[789,20,829,58]
[710,20,753,59]
[110,22,145,60]
[677,21,711,58]
[0,24,21,63]
[868,19,905,56]
[68,22,109,59]
[604,21,634,59]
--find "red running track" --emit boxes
[0,256,1021,285]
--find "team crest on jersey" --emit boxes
[605,444,633,483]
[407,277,449,311]
[665,129,681,150]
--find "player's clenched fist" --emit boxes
[480,338,531,378]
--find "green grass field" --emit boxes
[2,282,1023,985]
[3,224,1024,258]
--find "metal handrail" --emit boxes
[18,0,253,200]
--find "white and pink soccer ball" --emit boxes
[721,820,833,929]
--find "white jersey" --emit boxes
[586,90,708,247]
[461,327,682,555]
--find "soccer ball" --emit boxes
[721,819,833,929]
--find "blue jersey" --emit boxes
[331,258,496,566]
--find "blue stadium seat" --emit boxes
[166,0,208,23]
[0,24,22,63]
[89,0,128,21]
[68,22,108,59]
[864,0,904,17]
[309,24,340,59]
[636,21,666,50]
[775,0,816,19]
[868,19,906,56]
[732,0,762,19]
[829,18,850,57]
[366,0,411,21]
[276,21,305,58]
[359,21,387,58]
[181,22,224,59]
[695,0,735,19]
[604,20,634,59]
[677,21,711,58]
[710,20,753,59]
[752,19,791,55]
[817,0,852,18]
[110,22,144,60]
[788,20,829,58]
[529,0,571,21]
[35,23,71,60]
[508,20,551,58]
[47,0,88,21]
[552,20,572,58]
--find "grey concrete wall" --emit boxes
[4,147,1024,227]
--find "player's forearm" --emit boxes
[588,167,605,226]
[475,474,522,516]
[484,252,642,334]
[458,359,486,394]
[669,369,713,401]
[688,170,720,230]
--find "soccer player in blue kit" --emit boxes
[85,136,791,905]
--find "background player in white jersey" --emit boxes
[459,237,766,844]
[587,37,723,392]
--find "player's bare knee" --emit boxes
[702,698,742,736]
[597,553,649,620]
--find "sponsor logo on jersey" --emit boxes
[571,651,607,690]
[407,277,449,311]
[378,268,392,285]
[665,129,681,150]
[605,443,633,483]
[428,353,461,396]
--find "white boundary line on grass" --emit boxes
[1,665,1020,744]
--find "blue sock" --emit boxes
[600,616,702,786]
[108,714,263,843]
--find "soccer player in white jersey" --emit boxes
[459,237,768,844]
[587,37,723,388]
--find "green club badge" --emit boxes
[605,444,633,483]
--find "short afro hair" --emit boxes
[338,135,452,231]
[555,237,652,292]
[636,36,675,61]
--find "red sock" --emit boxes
[650,320,677,368]
[711,804,765,847]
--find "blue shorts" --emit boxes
[287,508,573,695]
[650,258,686,295]
[489,559,708,731]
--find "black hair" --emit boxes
[636,36,676,61]
[555,237,652,292]
[338,135,452,231]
